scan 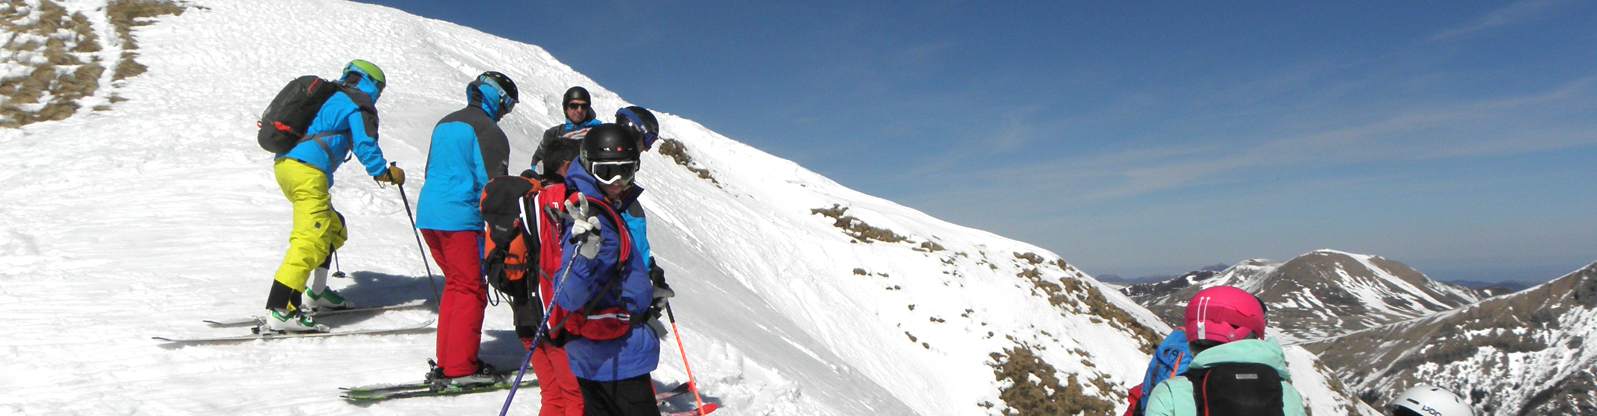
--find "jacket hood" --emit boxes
[351,75,381,102]
[1187,338,1292,380]
[467,82,503,121]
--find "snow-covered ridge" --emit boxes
[1123,249,1480,345]
[1307,262,1597,415]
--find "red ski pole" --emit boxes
[666,303,707,414]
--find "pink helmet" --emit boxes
[1184,286,1268,343]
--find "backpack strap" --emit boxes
[304,131,349,167]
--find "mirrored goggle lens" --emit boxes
[591,161,637,185]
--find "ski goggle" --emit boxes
[590,160,638,186]
[479,76,515,114]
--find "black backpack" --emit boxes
[1184,363,1285,416]
[257,76,342,153]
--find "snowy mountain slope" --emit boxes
[1305,262,1597,416]
[0,1,1370,415]
[1123,250,1481,344]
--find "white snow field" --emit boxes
[0,1,1371,415]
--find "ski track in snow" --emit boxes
[0,1,1372,415]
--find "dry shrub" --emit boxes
[106,0,180,82]
[809,204,906,243]
[106,0,182,50]
[1016,265,1161,354]
[1014,252,1045,265]
[112,51,144,80]
[656,138,721,187]
[0,0,170,126]
[991,346,1118,415]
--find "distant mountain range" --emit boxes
[1120,250,1481,344]
[1442,279,1534,297]
[1306,262,1597,415]
[1096,264,1229,284]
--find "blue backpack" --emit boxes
[1134,329,1193,416]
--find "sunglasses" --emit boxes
[590,160,638,186]
[566,102,589,111]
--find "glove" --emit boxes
[374,165,405,186]
[651,285,674,310]
[563,194,602,259]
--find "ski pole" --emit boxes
[666,303,707,415]
[500,247,582,416]
[393,163,442,305]
[331,250,346,278]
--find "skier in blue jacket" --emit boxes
[415,71,517,388]
[265,59,402,332]
[553,123,662,416]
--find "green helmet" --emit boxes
[343,59,386,90]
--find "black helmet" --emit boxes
[616,106,660,149]
[474,71,518,117]
[581,124,640,186]
[562,86,591,107]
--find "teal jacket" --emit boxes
[1144,339,1306,416]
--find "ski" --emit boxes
[153,319,434,344]
[663,403,718,416]
[342,370,528,394]
[340,378,694,402]
[342,378,538,401]
[653,382,693,402]
[204,302,432,327]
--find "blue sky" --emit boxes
[358,0,1595,283]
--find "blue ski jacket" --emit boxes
[554,162,658,382]
[277,76,388,185]
[415,83,512,232]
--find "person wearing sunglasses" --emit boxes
[414,71,520,389]
[263,59,401,332]
[530,86,602,172]
[551,124,662,416]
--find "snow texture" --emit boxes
[0,1,1368,415]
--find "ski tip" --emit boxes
[700,403,719,414]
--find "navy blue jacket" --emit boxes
[553,162,658,382]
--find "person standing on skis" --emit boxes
[265,59,402,332]
[415,71,518,389]
[552,124,667,416]
[1144,286,1306,416]
[530,86,602,172]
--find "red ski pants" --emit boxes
[423,229,486,378]
[525,339,584,416]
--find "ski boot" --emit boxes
[305,287,353,311]
[428,361,503,391]
[262,308,329,333]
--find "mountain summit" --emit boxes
[1124,250,1480,344]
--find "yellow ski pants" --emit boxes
[273,158,347,292]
